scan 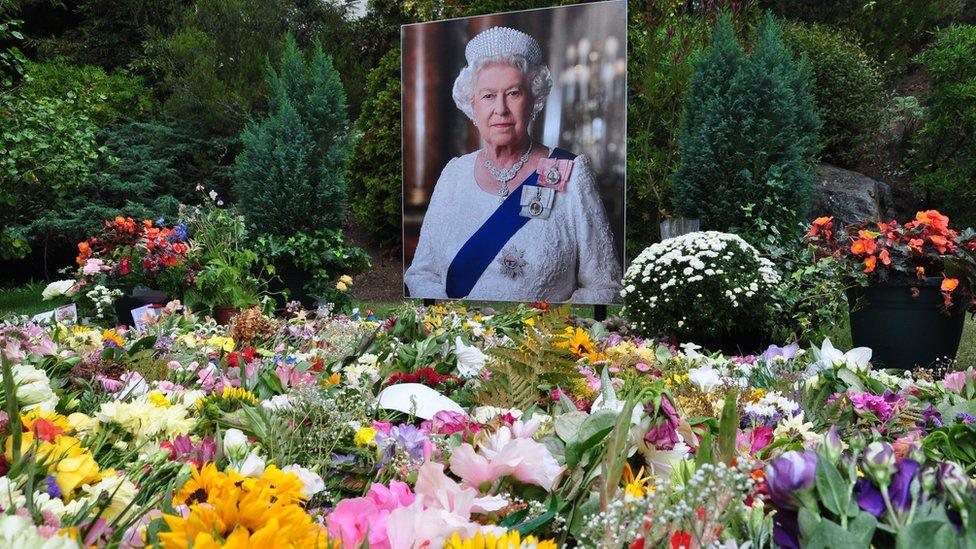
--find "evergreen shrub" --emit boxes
[348,49,401,249]
[233,34,352,238]
[673,13,820,242]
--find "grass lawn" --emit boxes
[2,283,974,366]
[0,282,70,318]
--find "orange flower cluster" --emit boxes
[848,229,891,273]
[807,209,976,311]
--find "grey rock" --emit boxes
[808,163,896,226]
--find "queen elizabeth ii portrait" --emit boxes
[402,3,626,304]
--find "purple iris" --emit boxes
[765,450,818,510]
[760,342,800,363]
[856,459,920,517]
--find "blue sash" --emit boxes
[445,147,575,298]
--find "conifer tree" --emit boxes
[234,33,351,237]
[674,13,820,238]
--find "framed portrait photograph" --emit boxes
[401,0,627,304]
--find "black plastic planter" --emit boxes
[846,278,967,369]
[114,287,169,327]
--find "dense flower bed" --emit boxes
[1,303,975,548]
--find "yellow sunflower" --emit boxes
[445,530,557,549]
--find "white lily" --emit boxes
[811,338,872,372]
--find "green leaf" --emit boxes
[896,520,957,549]
[849,511,877,546]
[717,391,738,463]
[554,411,589,443]
[815,457,850,517]
[807,517,870,549]
[565,410,618,467]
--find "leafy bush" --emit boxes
[782,22,885,167]
[17,59,156,125]
[621,231,781,344]
[912,25,976,228]
[5,121,232,269]
[760,0,970,74]
[0,93,103,259]
[673,13,820,242]
[233,34,352,238]
[256,229,371,300]
[349,48,401,249]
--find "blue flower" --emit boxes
[46,475,61,498]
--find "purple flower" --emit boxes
[822,425,843,463]
[760,342,800,363]
[765,450,818,510]
[856,477,885,517]
[957,413,976,425]
[863,441,896,486]
[772,508,801,549]
[857,459,921,517]
[376,425,430,463]
[45,476,61,499]
[921,405,943,429]
[644,395,680,450]
[889,459,920,511]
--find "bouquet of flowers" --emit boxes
[73,216,194,298]
[806,210,976,310]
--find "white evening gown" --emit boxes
[404,150,621,304]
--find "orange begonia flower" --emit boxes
[879,249,891,265]
[916,266,926,279]
[942,278,960,293]
[864,255,877,273]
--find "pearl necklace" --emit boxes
[482,144,532,197]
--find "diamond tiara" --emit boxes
[465,26,543,66]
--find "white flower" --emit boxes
[223,428,248,459]
[12,363,58,412]
[454,337,486,378]
[42,279,76,300]
[233,452,266,477]
[811,338,872,373]
[283,464,326,498]
[688,365,722,393]
[471,406,522,424]
[773,411,819,442]
[262,393,295,412]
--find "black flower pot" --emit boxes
[267,269,317,309]
[846,277,967,369]
[674,328,771,356]
[114,288,169,327]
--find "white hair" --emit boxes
[452,53,552,122]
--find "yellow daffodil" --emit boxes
[335,281,348,292]
[339,274,353,285]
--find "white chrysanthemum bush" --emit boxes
[621,231,781,345]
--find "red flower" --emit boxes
[119,256,131,275]
[31,418,64,442]
[670,530,692,549]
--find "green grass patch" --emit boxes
[0,282,69,318]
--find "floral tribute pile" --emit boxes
[2,301,976,548]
